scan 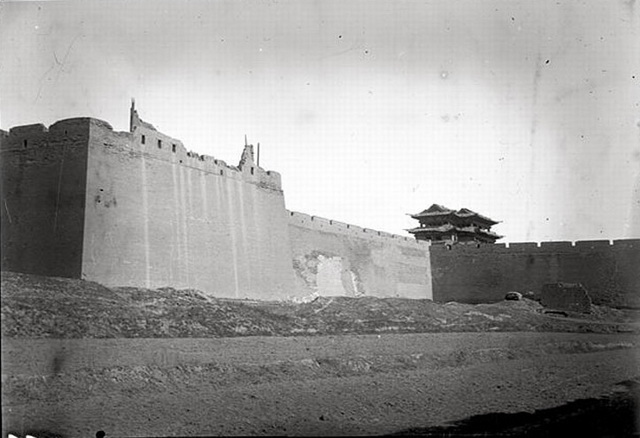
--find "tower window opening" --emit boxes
[172,144,176,153]
[157,139,162,148]
[23,139,27,148]
[220,170,224,176]
[250,167,254,175]
[141,135,146,144]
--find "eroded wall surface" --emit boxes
[81,119,297,299]
[430,240,640,308]
[288,212,432,300]
[0,120,90,277]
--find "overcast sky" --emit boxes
[1,0,639,242]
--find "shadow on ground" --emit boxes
[387,379,640,437]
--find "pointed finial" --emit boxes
[129,98,136,133]
[244,134,248,146]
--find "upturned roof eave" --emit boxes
[411,212,498,225]
[407,227,503,239]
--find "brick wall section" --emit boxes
[0,119,90,277]
[288,212,432,299]
[81,119,297,299]
[429,240,640,308]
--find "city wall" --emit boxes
[288,212,432,300]
[1,113,435,302]
[2,112,638,306]
[82,115,298,300]
[429,240,640,308]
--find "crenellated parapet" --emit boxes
[288,210,430,248]
[430,239,640,254]
[124,103,283,191]
[0,118,97,152]
[1,109,283,192]
[8,123,48,136]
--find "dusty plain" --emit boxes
[1,271,639,437]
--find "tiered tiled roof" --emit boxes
[407,204,503,243]
[410,204,499,226]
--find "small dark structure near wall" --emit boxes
[407,204,503,244]
[540,283,592,314]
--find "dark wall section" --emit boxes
[0,120,90,278]
[430,240,640,308]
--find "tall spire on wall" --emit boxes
[239,135,255,170]
[128,100,157,132]
[129,98,136,132]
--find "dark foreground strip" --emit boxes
[6,379,639,438]
[385,379,640,437]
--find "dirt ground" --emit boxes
[2,271,638,338]
[1,271,639,437]
[2,335,639,437]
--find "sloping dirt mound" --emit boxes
[259,296,637,334]
[279,296,546,333]
[1,271,637,338]
[1,272,301,338]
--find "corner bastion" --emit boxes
[1,110,296,299]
